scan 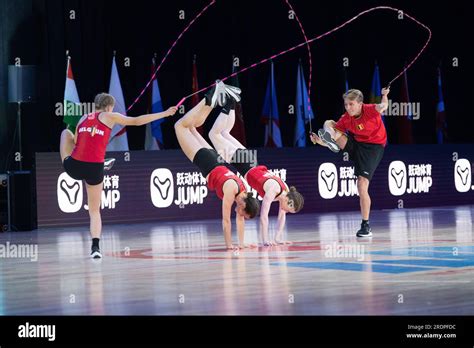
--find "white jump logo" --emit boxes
[388,161,407,196]
[321,170,336,191]
[389,161,432,195]
[153,176,172,200]
[457,166,469,185]
[57,173,83,213]
[390,168,405,189]
[150,169,174,208]
[318,163,338,199]
[60,180,80,204]
[454,159,472,193]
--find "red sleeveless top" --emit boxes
[246,165,287,198]
[207,166,246,200]
[71,112,112,163]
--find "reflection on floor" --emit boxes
[0,206,473,315]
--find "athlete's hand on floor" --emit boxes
[239,243,258,249]
[274,240,293,245]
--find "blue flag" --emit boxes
[369,63,382,105]
[436,67,447,144]
[261,61,282,147]
[369,62,388,134]
[343,67,349,93]
[294,61,314,147]
[150,59,164,148]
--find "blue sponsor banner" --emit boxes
[35,145,474,227]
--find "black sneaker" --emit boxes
[221,96,236,115]
[317,128,340,153]
[356,223,372,237]
[205,80,227,108]
[104,158,115,171]
[91,245,102,259]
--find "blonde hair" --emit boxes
[343,89,363,103]
[94,93,115,110]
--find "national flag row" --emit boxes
[63,56,447,149]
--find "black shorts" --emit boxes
[342,135,384,181]
[192,148,225,177]
[63,156,104,185]
[230,148,259,176]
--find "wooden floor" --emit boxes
[1,205,473,315]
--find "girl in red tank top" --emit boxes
[60,92,177,259]
[207,166,246,200]
[71,112,112,163]
[174,84,260,250]
[206,95,304,246]
[244,165,304,246]
[246,165,288,199]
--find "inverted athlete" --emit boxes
[310,88,389,237]
[174,81,260,250]
[205,90,304,246]
[60,93,177,258]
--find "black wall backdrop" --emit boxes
[0,0,472,171]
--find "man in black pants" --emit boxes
[311,88,389,237]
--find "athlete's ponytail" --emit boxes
[243,192,260,219]
[287,186,304,213]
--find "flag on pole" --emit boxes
[369,62,382,117]
[261,61,282,147]
[191,54,200,108]
[396,70,414,144]
[107,55,129,151]
[145,56,164,150]
[338,66,350,115]
[436,67,447,144]
[369,62,389,144]
[294,60,314,147]
[63,56,82,132]
[191,54,205,135]
[343,67,349,93]
[228,56,247,146]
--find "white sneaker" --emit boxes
[104,158,115,171]
[206,80,228,108]
[318,129,340,153]
[223,84,241,103]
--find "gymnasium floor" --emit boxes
[1,205,473,315]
